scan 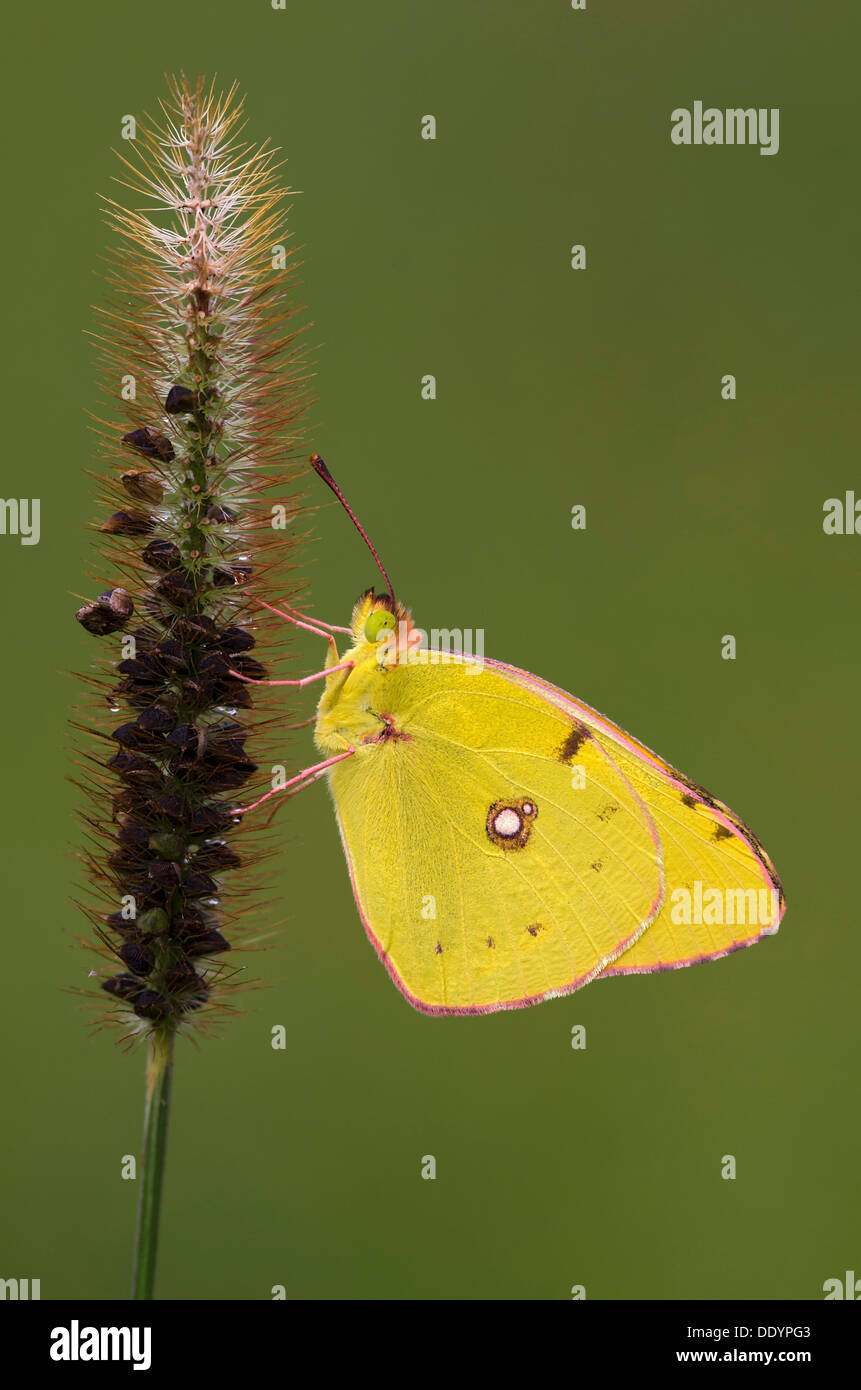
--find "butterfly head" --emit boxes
[351,588,413,659]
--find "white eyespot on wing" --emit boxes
[493,807,521,837]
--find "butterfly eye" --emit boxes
[364,609,397,643]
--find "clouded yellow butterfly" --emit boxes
[233,458,785,1016]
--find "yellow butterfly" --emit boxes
[234,457,785,1016]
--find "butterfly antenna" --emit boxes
[310,454,396,602]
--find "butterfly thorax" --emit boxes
[314,589,416,756]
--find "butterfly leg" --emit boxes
[228,660,354,687]
[230,745,355,816]
[249,596,343,668]
[251,596,352,638]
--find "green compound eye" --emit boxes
[364,609,397,643]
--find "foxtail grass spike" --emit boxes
[72,74,312,1297]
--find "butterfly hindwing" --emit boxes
[327,655,669,1012]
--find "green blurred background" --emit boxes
[1,0,858,1300]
